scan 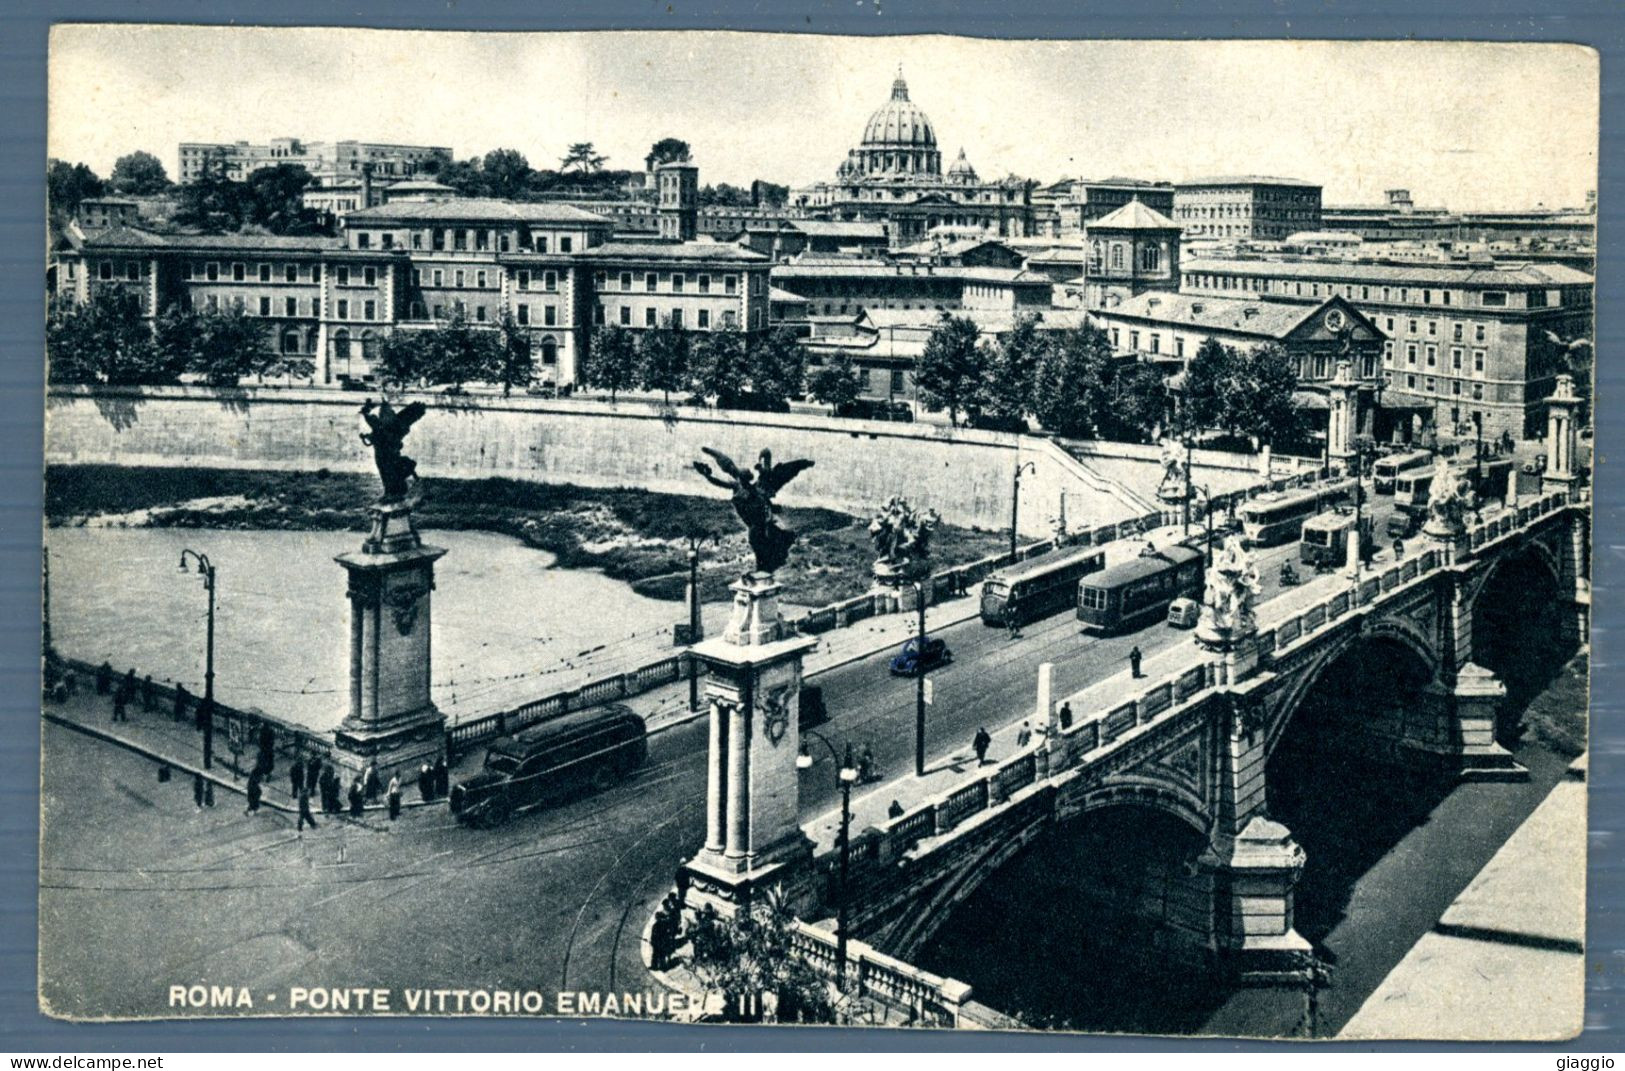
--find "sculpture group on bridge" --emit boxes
[1157,437,1191,503]
[693,447,815,575]
[1426,454,1477,534]
[868,496,940,571]
[1204,534,1261,635]
[358,399,427,503]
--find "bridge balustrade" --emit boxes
[1327,591,1350,621]
[786,920,973,1027]
[1138,682,1174,723]
[991,752,1037,803]
[1101,702,1137,744]
[1174,664,1207,702]
[1357,577,1381,605]
[934,779,989,833]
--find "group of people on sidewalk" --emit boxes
[248,754,451,830]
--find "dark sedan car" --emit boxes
[889,635,953,677]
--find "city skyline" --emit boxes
[50,26,1598,213]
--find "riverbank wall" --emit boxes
[45,387,1271,537]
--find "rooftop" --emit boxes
[67,227,347,253]
[788,220,888,239]
[1089,199,1181,231]
[1184,255,1594,288]
[773,261,1050,285]
[1098,291,1320,338]
[343,199,612,225]
[1176,175,1320,189]
[587,239,769,262]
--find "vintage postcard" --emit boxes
[41,26,1596,1038]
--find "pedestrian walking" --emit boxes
[364,762,381,801]
[1016,721,1033,748]
[1004,605,1021,641]
[887,799,905,819]
[305,755,322,796]
[858,744,876,783]
[1059,702,1073,730]
[140,674,155,713]
[96,661,112,696]
[417,763,433,803]
[246,771,262,815]
[973,726,992,766]
[1392,537,1405,561]
[1130,645,1143,679]
[348,777,365,817]
[256,724,276,777]
[433,756,449,799]
[192,774,205,809]
[290,759,304,799]
[173,683,190,723]
[387,776,402,821]
[297,789,318,832]
[320,764,338,814]
[112,690,127,723]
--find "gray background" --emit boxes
[3,0,1620,1052]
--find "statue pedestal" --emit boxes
[1157,476,1191,506]
[330,502,448,785]
[681,573,819,919]
[1197,617,1261,682]
[869,557,934,614]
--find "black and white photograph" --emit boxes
[37,25,1597,1040]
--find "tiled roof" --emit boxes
[789,220,888,239]
[343,199,612,224]
[1098,292,1316,339]
[772,262,1050,285]
[894,237,1016,258]
[586,240,768,262]
[1176,175,1319,188]
[1089,199,1181,230]
[71,228,346,253]
[769,286,807,303]
[1185,255,1594,288]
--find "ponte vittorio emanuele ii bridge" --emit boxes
[669,376,1591,1027]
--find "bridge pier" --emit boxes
[1411,663,1527,782]
[680,573,820,919]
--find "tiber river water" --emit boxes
[45,526,722,731]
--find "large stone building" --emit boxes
[1179,255,1593,438]
[53,178,771,389]
[1033,177,1176,236]
[1173,176,1323,241]
[789,71,1040,242]
[769,258,1054,322]
[178,138,451,185]
[1077,199,1184,309]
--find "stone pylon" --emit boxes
[1326,358,1360,476]
[680,571,819,918]
[1543,373,1582,494]
[331,501,448,785]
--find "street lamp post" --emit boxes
[913,578,928,777]
[1010,460,1036,560]
[797,733,859,988]
[1182,435,1195,536]
[682,533,711,712]
[1472,411,1484,489]
[178,548,217,770]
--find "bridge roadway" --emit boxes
[37,489,1407,1019]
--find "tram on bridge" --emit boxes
[1372,448,1433,494]
[1237,479,1357,547]
[1300,506,1374,567]
[980,544,1107,627]
[1393,457,1515,516]
[1076,544,1204,634]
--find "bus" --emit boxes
[1077,545,1205,634]
[981,545,1108,627]
[1237,479,1357,547]
[1395,457,1516,516]
[449,704,647,826]
[1372,449,1433,494]
[1300,507,1374,567]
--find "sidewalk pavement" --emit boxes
[1337,755,1587,1041]
[42,684,444,827]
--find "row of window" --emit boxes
[186,294,380,321]
[1184,272,1552,311]
[1382,315,1492,343]
[592,305,760,330]
[354,228,583,255]
[1384,340,1489,375]
[1394,372,1489,400]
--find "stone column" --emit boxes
[1326,358,1359,476]
[724,698,751,859]
[704,699,726,855]
[330,502,448,786]
[1412,662,1526,782]
[1543,373,1580,493]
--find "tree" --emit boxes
[109,151,170,195]
[687,886,836,1024]
[46,290,173,385]
[748,328,807,408]
[490,312,534,396]
[1182,337,1233,435]
[638,317,691,404]
[481,149,532,200]
[243,164,321,234]
[173,149,249,233]
[980,313,1044,426]
[163,303,310,386]
[645,138,692,168]
[1106,362,1169,443]
[1033,323,1114,439]
[560,142,607,174]
[689,325,749,406]
[916,313,985,427]
[424,312,495,391]
[1230,343,1302,446]
[808,352,864,410]
[47,159,105,218]
[751,180,789,207]
[375,329,432,390]
[437,156,488,198]
[583,324,640,403]
[700,183,752,207]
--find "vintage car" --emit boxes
[888,635,953,677]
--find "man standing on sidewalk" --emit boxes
[1130,646,1143,679]
[973,726,992,766]
[387,775,402,821]
[246,771,263,815]
[297,788,318,832]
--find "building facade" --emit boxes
[53,196,771,390]
[789,71,1041,242]
[1035,178,1176,236]
[1079,199,1184,309]
[1179,255,1594,439]
[178,139,451,185]
[769,259,1054,322]
[1173,176,1323,241]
